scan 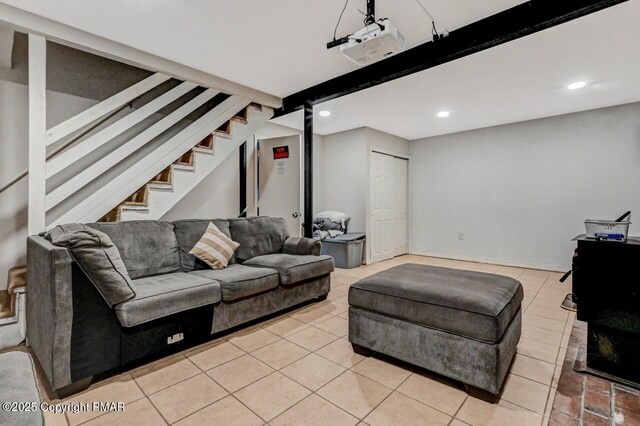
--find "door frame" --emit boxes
[252,134,304,235]
[366,148,411,264]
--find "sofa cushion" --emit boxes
[173,219,233,271]
[43,224,136,307]
[115,272,221,327]
[190,265,279,301]
[244,254,335,285]
[349,264,523,344]
[228,217,289,263]
[88,221,181,279]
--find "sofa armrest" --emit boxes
[282,237,322,256]
[26,236,75,390]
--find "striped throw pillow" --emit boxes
[189,222,240,269]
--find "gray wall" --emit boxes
[410,102,640,271]
[322,127,410,234]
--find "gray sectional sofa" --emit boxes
[26,217,334,394]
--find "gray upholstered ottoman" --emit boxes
[348,264,523,400]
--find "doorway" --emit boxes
[370,151,409,263]
[256,135,303,236]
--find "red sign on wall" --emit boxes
[273,146,289,159]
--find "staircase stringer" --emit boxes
[120,105,273,221]
[49,96,250,228]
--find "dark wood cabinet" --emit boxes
[572,235,640,386]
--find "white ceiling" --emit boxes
[3,0,639,140]
[1,0,522,97]
[273,0,640,139]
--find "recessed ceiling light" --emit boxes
[567,81,586,90]
[437,111,450,118]
[319,110,331,117]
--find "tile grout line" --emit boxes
[537,275,573,426]
[391,372,467,421]
[71,374,150,426]
[449,395,469,425]
[136,360,204,398]
[145,395,171,425]
[57,257,572,425]
[610,383,616,426]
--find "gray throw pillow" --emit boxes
[43,224,136,307]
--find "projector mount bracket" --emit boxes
[327,0,379,49]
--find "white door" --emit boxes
[370,152,408,263]
[257,135,302,236]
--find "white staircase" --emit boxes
[113,103,272,221]
[24,34,273,230]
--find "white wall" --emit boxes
[163,121,327,223]
[0,79,99,290]
[321,127,410,237]
[255,122,326,215]
[410,102,640,271]
[161,151,240,221]
[367,128,410,157]
[322,128,368,232]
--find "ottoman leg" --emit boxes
[351,343,371,357]
[464,384,499,404]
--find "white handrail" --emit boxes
[46,88,220,210]
[0,103,131,195]
[45,73,170,146]
[46,81,197,178]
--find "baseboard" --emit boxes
[408,250,569,273]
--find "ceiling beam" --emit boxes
[276,0,628,116]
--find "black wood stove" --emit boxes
[571,235,640,387]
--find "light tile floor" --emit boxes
[41,255,574,426]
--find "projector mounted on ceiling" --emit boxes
[327,0,406,65]
[340,19,405,65]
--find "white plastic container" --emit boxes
[584,219,631,241]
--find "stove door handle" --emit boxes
[559,270,572,283]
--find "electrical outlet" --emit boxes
[458,232,464,241]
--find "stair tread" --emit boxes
[121,205,149,211]
[193,146,214,154]
[231,116,248,124]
